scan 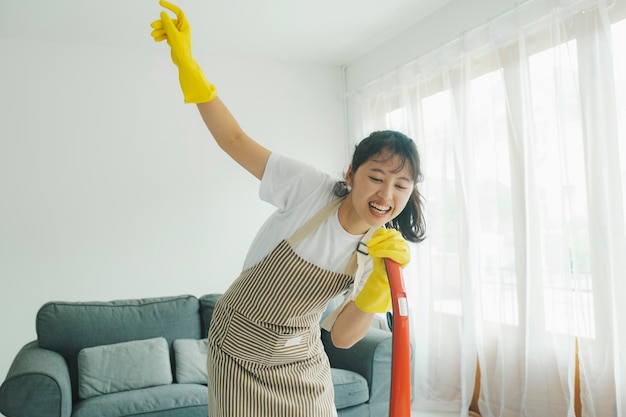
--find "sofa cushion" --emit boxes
[72,384,208,417]
[173,338,208,385]
[78,337,172,399]
[331,368,369,410]
[36,295,201,400]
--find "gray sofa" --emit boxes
[0,294,394,417]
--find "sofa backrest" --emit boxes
[198,293,221,338]
[36,294,202,400]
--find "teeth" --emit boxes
[370,202,390,213]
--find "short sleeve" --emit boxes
[260,153,332,211]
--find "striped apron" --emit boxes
[207,198,370,417]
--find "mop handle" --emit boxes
[384,258,411,417]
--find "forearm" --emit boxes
[196,98,245,151]
[151,3,271,180]
[196,98,270,180]
[330,301,374,349]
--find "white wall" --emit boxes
[0,37,345,385]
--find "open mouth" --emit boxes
[369,202,392,215]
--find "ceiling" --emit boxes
[1,0,450,65]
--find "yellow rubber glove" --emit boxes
[355,228,410,314]
[150,0,217,103]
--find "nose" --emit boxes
[378,182,394,200]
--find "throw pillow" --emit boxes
[173,338,208,384]
[77,337,172,399]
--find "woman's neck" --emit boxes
[337,196,370,235]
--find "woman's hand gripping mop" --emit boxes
[356,228,411,417]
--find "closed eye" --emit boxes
[369,176,409,190]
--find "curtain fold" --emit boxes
[353,1,626,416]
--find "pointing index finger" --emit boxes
[159,0,183,19]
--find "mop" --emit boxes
[385,258,412,417]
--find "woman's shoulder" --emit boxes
[261,153,338,212]
[265,153,329,181]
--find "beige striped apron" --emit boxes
[206,198,372,417]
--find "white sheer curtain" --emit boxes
[353,0,626,416]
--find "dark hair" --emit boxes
[333,130,426,243]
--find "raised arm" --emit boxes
[195,99,270,180]
[150,0,270,180]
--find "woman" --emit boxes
[150,2,426,416]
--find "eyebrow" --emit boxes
[369,167,412,183]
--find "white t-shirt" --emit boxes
[242,153,373,280]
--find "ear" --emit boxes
[346,164,354,187]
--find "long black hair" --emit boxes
[333,130,426,243]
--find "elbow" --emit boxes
[330,329,357,349]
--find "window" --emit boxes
[359,3,626,413]
[615,19,626,234]
[528,40,594,337]
[379,24,626,338]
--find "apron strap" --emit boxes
[325,227,376,328]
[346,227,376,286]
[286,198,345,247]
[287,197,375,281]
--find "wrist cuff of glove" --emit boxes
[354,292,392,314]
[178,63,217,104]
[182,83,217,104]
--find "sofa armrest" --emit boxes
[0,341,72,417]
[322,327,392,416]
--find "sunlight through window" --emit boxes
[470,70,518,326]
[529,40,594,338]
[421,90,464,316]
[376,18,626,341]
[614,19,626,242]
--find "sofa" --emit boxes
[0,294,394,417]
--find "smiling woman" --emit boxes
[149,1,426,415]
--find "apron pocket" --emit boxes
[219,310,313,367]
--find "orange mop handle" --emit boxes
[384,258,411,417]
